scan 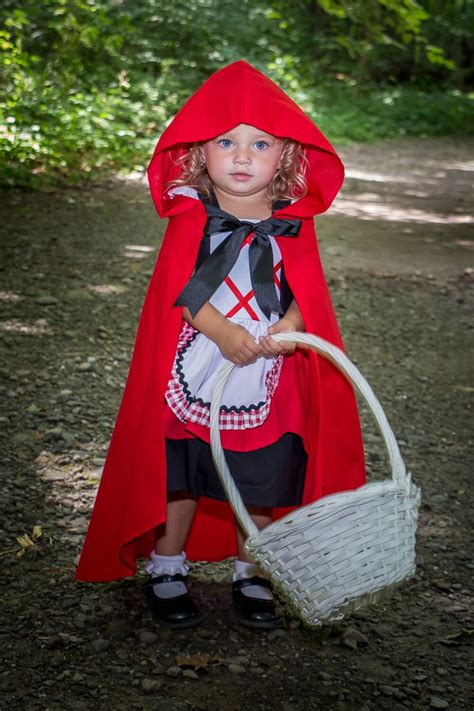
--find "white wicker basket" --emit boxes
[210,332,421,626]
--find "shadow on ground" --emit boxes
[0,137,472,710]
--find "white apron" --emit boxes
[165,217,284,430]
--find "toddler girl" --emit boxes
[75,61,366,630]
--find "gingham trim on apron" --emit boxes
[165,321,283,430]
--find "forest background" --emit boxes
[1,0,473,188]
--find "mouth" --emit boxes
[230,172,252,179]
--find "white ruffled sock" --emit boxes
[145,551,189,599]
[233,559,273,600]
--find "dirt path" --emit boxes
[1,137,472,710]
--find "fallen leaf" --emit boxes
[0,527,43,558]
[17,533,35,550]
[32,525,42,541]
[175,653,220,671]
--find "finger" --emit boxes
[267,338,294,355]
[267,332,291,348]
[256,337,276,358]
[241,346,259,363]
[233,354,250,366]
[247,337,263,355]
[257,341,276,357]
[259,335,284,354]
[271,335,295,353]
[276,338,295,350]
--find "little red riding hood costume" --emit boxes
[75,60,366,583]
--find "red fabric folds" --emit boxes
[75,60,366,582]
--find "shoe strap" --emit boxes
[233,575,273,591]
[143,573,188,588]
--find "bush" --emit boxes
[1,0,472,188]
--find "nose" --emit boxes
[233,147,251,165]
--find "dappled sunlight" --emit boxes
[0,319,53,335]
[455,240,474,250]
[0,290,24,302]
[34,448,104,542]
[87,283,127,295]
[116,170,148,184]
[124,244,154,253]
[403,190,431,198]
[345,168,406,183]
[347,191,381,201]
[123,251,149,259]
[344,165,473,194]
[424,159,474,172]
[343,168,434,185]
[331,197,473,224]
[122,244,155,259]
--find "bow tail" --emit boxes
[175,227,250,318]
[249,239,284,319]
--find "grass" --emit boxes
[309,84,473,144]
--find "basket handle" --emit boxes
[210,331,408,540]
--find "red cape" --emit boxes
[75,60,366,582]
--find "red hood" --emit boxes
[147,60,344,219]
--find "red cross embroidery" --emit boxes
[274,259,282,289]
[225,278,259,320]
[224,260,283,320]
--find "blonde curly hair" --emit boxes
[167,138,308,201]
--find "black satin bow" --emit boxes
[176,204,301,319]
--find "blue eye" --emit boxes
[218,139,233,148]
[254,141,269,150]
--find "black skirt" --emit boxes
[165,433,307,508]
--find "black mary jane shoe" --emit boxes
[143,573,203,629]
[232,575,284,630]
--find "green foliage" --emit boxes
[1,0,141,185]
[0,0,472,188]
[306,84,473,143]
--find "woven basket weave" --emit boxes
[210,332,421,626]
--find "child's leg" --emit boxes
[154,491,198,555]
[235,506,272,562]
[235,507,273,601]
[146,492,198,601]
[144,491,203,628]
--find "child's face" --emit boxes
[202,123,283,201]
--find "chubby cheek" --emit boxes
[258,150,281,175]
[204,152,229,179]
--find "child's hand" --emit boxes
[259,299,305,356]
[213,321,263,366]
[258,316,303,356]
